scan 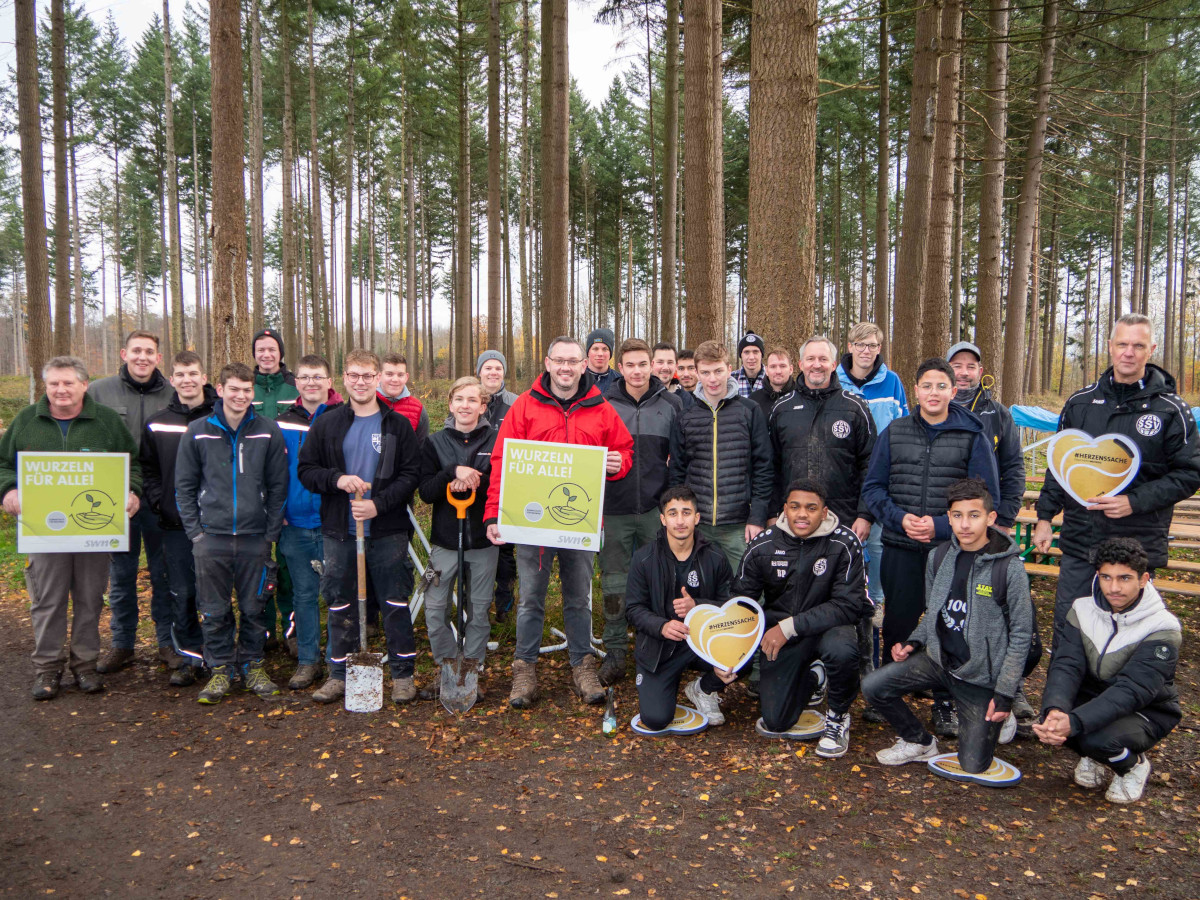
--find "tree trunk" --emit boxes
[210,0,250,364]
[999,0,1056,403]
[192,105,205,362]
[539,0,569,347]
[51,0,71,355]
[660,0,680,344]
[971,0,1010,387]
[712,0,725,337]
[279,0,296,366]
[69,121,85,358]
[950,91,965,341]
[645,4,660,333]
[1165,106,1177,371]
[873,0,890,336]
[890,0,942,388]
[307,0,327,357]
[1041,192,1059,392]
[1130,21,1149,315]
[485,0,502,351]
[343,18,356,356]
[1111,137,1125,318]
[1025,203,1041,394]
[250,0,265,332]
[455,0,472,375]
[162,0,185,354]
[519,0,532,375]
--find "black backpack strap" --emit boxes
[990,554,1042,677]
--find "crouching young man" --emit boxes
[863,477,1032,771]
[625,486,736,730]
[734,479,868,758]
[1034,537,1182,804]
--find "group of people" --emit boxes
[2,313,1191,806]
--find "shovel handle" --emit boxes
[446,484,476,519]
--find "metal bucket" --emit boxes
[345,651,384,712]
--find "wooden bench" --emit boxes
[1023,561,1200,597]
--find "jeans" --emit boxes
[1066,712,1169,776]
[865,523,884,606]
[193,533,271,670]
[160,529,203,667]
[862,650,1001,774]
[515,545,596,666]
[323,534,415,679]
[26,552,110,675]
[598,510,661,652]
[107,505,171,648]
[265,544,295,642]
[425,544,498,663]
[278,525,324,666]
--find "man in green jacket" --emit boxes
[0,357,143,700]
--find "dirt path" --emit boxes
[2,584,1198,899]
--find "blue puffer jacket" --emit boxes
[836,355,909,434]
[276,394,342,529]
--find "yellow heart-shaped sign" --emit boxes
[684,597,765,673]
[1046,429,1141,508]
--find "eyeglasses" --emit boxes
[295,375,329,384]
[548,357,584,367]
[344,372,378,383]
[852,342,881,352]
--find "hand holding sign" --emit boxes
[684,597,765,673]
[1045,429,1141,508]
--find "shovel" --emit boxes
[346,486,384,713]
[440,485,479,714]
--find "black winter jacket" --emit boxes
[749,377,795,422]
[625,530,733,672]
[768,373,876,525]
[87,365,172,451]
[418,423,496,550]
[733,510,869,636]
[668,378,774,527]
[297,403,422,541]
[604,377,683,516]
[957,384,1025,527]
[174,402,289,542]
[139,385,218,529]
[1034,366,1200,568]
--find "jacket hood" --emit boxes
[920,401,986,434]
[1099,363,1177,399]
[119,364,169,394]
[774,508,840,540]
[1090,578,1169,624]
[762,376,796,399]
[607,375,667,405]
[167,382,218,415]
[379,384,413,401]
[533,370,599,408]
[211,399,256,431]
[948,526,1018,562]
[697,376,740,411]
[838,354,883,388]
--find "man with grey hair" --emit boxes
[0,357,142,700]
[485,336,635,709]
[1034,313,1200,650]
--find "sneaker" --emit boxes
[1074,756,1109,790]
[807,660,827,708]
[1105,755,1151,804]
[571,656,606,705]
[74,670,105,694]
[509,659,538,708]
[96,647,134,674]
[169,666,198,687]
[312,678,346,704]
[876,736,939,766]
[931,701,959,738]
[1011,687,1036,720]
[998,713,1018,745]
[684,677,725,726]
[31,671,61,701]
[288,664,320,691]
[198,666,233,704]
[242,663,281,699]
[391,676,417,704]
[817,712,851,758]
[598,649,627,686]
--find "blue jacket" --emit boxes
[276,397,340,529]
[836,355,909,434]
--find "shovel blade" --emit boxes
[345,652,385,712]
[439,656,478,714]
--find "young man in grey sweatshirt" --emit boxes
[863,477,1034,773]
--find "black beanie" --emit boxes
[252,327,285,361]
[737,331,763,358]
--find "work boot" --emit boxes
[312,678,346,704]
[198,666,233,704]
[571,656,606,705]
[598,649,627,686]
[286,636,299,659]
[288,664,320,691]
[74,670,105,694]
[158,643,185,670]
[96,647,135,674]
[170,665,198,687]
[31,671,62,701]
[391,676,417,704]
[509,659,539,709]
[243,662,281,699]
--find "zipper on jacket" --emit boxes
[1097,615,1120,670]
[634,405,642,504]
[711,406,719,526]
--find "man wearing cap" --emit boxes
[734,332,766,398]
[252,328,300,420]
[585,328,618,393]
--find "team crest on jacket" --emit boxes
[1136,414,1162,436]
[371,433,382,453]
[687,570,700,588]
[831,420,851,439]
[813,557,827,576]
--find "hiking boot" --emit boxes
[169,665,198,687]
[198,666,233,704]
[571,656,606,705]
[288,664,320,691]
[861,704,887,724]
[998,712,1018,745]
[509,659,538,709]
[876,736,939,766]
[684,677,725,726]
[598,649,627,686]
[419,677,441,701]
[312,678,345,704]
[96,647,135,674]
[1106,754,1151,804]
[158,643,186,670]
[392,676,417,704]
[31,671,61,701]
[931,701,959,738]
[1074,756,1109,790]
[1011,686,1036,720]
[242,662,281,699]
[74,670,105,694]
[286,636,299,659]
[817,711,851,758]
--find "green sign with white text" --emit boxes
[17,452,130,553]
[496,439,608,550]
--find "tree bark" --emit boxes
[486,0,502,351]
[69,120,85,358]
[307,0,327,357]
[712,0,725,337]
[519,0,532,375]
[950,91,965,341]
[343,18,356,356]
[455,0,472,375]
[51,0,70,356]
[280,0,296,365]
[162,0,185,354]
[1111,137,1125,319]
[1165,106,1177,371]
[873,0,890,336]
[1130,21,1149,315]
[539,0,569,347]
[660,0,680,344]
[250,0,265,333]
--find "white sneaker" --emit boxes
[876,736,939,766]
[998,713,1018,745]
[817,712,851,758]
[1073,756,1109,790]
[1105,754,1151,804]
[684,677,725,726]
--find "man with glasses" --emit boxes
[300,350,423,705]
[485,336,634,708]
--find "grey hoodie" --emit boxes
[909,528,1033,705]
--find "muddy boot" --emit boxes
[158,643,185,670]
[312,678,346,704]
[598,649,627,686]
[170,665,198,687]
[509,659,539,709]
[392,676,417,704]
[288,664,320,690]
[571,655,606,705]
[198,666,233,704]
[74,670,105,694]
[286,636,300,660]
[31,671,62,701]
[96,647,135,674]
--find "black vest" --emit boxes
[883,414,978,550]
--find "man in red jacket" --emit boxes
[486,336,634,709]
